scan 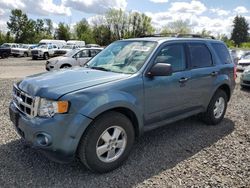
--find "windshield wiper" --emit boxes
[89,66,110,72]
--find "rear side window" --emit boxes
[212,43,232,64]
[188,43,213,68]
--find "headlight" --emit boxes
[38,98,69,117]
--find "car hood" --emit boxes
[18,67,130,99]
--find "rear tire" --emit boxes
[78,111,135,173]
[32,56,37,60]
[201,89,228,125]
[24,52,28,57]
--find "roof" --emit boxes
[123,37,222,44]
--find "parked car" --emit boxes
[11,44,33,57]
[1,43,19,55]
[0,45,11,58]
[46,47,103,71]
[85,44,100,48]
[39,39,66,48]
[240,66,250,88]
[53,45,79,57]
[9,36,235,173]
[237,53,250,71]
[67,40,85,47]
[31,44,59,60]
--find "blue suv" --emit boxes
[9,37,236,173]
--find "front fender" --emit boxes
[78,91,144,135]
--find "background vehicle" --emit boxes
[9,36,235,173]
[237,53,250,71]
[0,45,11,58]
[11,44,33,57]
[46,47,103,70]
[67,40,85,47]
[39,39,66,48]
[1,43,19,55]
[85,44,101,48]
[53,45,79,56]
[240,66,250,88]
[31,44,58,60]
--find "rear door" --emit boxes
[186,42,219,108]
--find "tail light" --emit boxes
[233,66,237,80]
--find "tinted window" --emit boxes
[154,44,186,72]
[212,43,232,64]
[76,50,89,58]
[90,49,101,57]
[188,43,212,68]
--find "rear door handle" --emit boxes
[210,71,218,76]
[179,77,189,83]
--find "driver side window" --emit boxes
[155,44,186,72]
[76,50,89,58]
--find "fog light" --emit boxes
[36,133,51,146]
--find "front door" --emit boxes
[143,43,192,125]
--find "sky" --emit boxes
[0,0,250,36]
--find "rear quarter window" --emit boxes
[211,43,232,64]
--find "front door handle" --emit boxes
[210,71,218,76]
[179,77,189,83]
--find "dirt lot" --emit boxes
[0,57,45,78]
[0,57,249,187]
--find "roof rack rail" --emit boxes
[140,33,215,39]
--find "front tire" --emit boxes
[201,89,228,125]
[43,53,49,60]
[78,111,135,173]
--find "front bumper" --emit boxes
[9,102,92,162]
[240,74,250,87]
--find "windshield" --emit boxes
[86,41,157,74]
[38,45,48,49]
[1,44,10,48]
[242,54,250,60]
[63,49,79,57]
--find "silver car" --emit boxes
[46,47,103,71]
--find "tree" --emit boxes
[7,9,35,43]
[55,23,71,40]
[44,19,53,36]
[74,19,95,44]
[162,20,191,34]
[231,15,249,47]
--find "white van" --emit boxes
[67,40,85,47]
[39,39,66,48]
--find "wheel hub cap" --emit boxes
[96,126,127,163]
[213,97,225,119]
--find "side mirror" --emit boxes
[147,63,172,77]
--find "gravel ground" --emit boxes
[0,68,249,187]
[0,57,46,66]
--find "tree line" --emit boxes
[0,9,249,48]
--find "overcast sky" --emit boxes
[0,0,250,35]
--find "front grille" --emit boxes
[239,63,250,66]
[54,50,66,55]
[12,84,39,117]
[243,80,250,85]
[32,50,38,55]
[12,50,19,53]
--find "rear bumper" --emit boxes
[9,102,92,162]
